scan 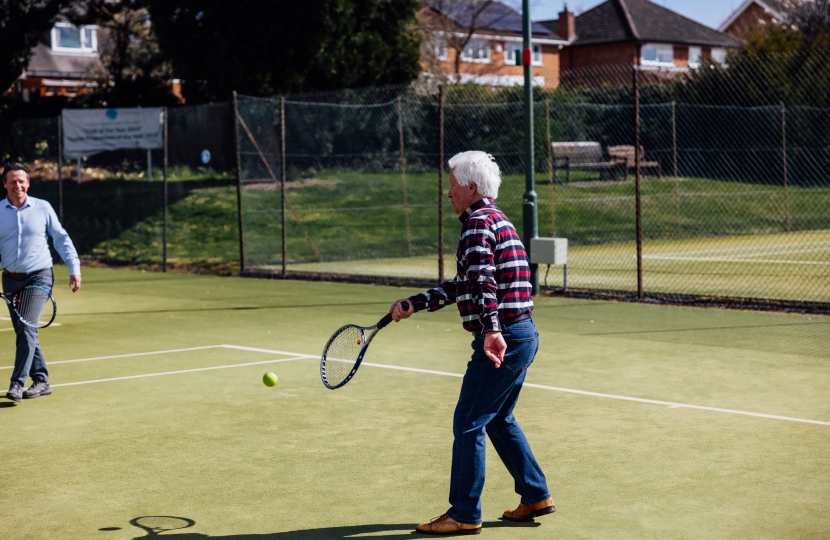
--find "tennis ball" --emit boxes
[262,372,278,387]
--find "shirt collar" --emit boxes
[4,197,32,210]
[459,198,493,223]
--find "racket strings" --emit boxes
[14,287,49,326]
[323,326,365,386]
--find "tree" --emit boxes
[0,0,70,96]
[67,0,176,107]
[418,0,504,84]
[145,0,422,102]
[745,0,830,54]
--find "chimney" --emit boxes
[558,5,575,41]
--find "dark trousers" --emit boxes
[446,317,550,524]
[3,268,53,386]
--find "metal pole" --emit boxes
[398,96,412,257]
[672,100,679,237]
[57,115,63,223]
[522,0,539,294]
[782,103,790,233]
[233,91,245,273]
[281,96,287,277]
[634,58,643,299]
[438,85,445,284]
[163,107,168,273]
[77,157,81,185]
[147,149,152,182]
[546,97,555,236]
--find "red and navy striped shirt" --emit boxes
[409,198,533,334]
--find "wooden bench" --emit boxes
[608,145,662,180]
[551,142,620,183]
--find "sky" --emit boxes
[510,0,748,30]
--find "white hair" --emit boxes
[448,151,501,199]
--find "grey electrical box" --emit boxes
[530,237,568,265]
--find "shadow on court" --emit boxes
[112,516,542,539]
[0,401,16,408]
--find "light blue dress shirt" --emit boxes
[0,196,80,276]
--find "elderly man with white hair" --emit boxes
[390,151,553,536]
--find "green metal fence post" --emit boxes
[522,0,539,294]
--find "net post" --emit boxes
[233,91,245,274]
[438,84,445,285]
[633,56,643,300]
[522,0,539,295]
[781,102,790,233]
[163,107,168,273]
[280,96,287,277]
[57,115,63,223]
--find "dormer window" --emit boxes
[51,23,98,53]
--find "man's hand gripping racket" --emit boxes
[320,301,410,390]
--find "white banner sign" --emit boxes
[62,108,164,159]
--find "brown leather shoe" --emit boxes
[502,497,556,522]
[415,514,482,535]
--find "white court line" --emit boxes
[643,255,829,265]
[0,356,309,393]
[362,362,830,426]
[1,345,827,427]
[0,345,227,370]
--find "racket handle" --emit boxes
[377,300,411,330]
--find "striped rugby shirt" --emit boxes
[408,198,533,335]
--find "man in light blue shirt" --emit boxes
[1,162,81,403]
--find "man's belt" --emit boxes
[3,270,41,280]
[473,312,533,337]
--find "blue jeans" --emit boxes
[446,318,550,525]
[3,268,53,386]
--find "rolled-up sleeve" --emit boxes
[45,203,80,275]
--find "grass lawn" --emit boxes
[0,266,828,539]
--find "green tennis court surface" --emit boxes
[1,267,828,539]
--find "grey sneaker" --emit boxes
[23,380,51,399]
[6,382,23,402]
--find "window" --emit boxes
[461,41,490,63]
[51,23,97,53]
[689,47,702,68]
[711,48,727,65]
[433,38,448,61]
[641,44,674,67]
[504,43,543,66]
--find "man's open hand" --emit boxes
[483,331,506,368]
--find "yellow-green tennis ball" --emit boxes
[263,372,278,387]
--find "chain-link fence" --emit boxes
[0,103,239,275]
[237,52,829,312]
[1,51,827,312]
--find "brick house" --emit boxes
[420,0,568,88]
[539,0,740,72]
[719,0,785,42]
[13,12,102,101]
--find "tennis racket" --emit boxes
[0,285,57,329]
[320,300,409,390]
